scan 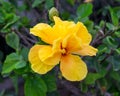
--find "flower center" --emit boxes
[61,48,66,55]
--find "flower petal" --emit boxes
[39,38,61,65]
[73,45,98,56]
[60,54,87,81]
[30,23,57,44]
[62,34,82,53]
[28,45,55,74]
[53,16,77,39]
[76,22,92,44]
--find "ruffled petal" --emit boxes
[39,38,62,65]
[73,45,98,56]
[53,16,77,39]
[62,34,82,53]
[60,54,87,81]
[30,23,57,44]
[76,22,92,44]
[28,45,55,74]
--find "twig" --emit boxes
[12,28,32,48]
[100,50,114,64]
[59,79,84,96]
[91,29,117,47]
[55,0,59,9]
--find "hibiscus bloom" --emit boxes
[28,16,98,81]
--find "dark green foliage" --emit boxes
[0,0,120,96]
[24,75,47,96]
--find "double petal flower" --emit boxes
[28,16,98,81]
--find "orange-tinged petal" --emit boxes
[76,22,92,44]
[30,23,57,44]
[28,45,55,74]
[60,54,87,81]
[73,45,98,56]
[39,38,61,65]
[62,34,82,53]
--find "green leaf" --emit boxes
[45,0,54,9]
[32,0,44,8]
[77,3,93,18]
[5,32,19,50]
[84,73,101,84]
[67,0,75,6]
[97,45,108,55]
[106,23,116,30]
[15,60,26,69]
[109,7,119,26]
[108,55,120,71]
[2,53,26,74]
[24,76,47,96]
[3,15,20,29]
[80,83,88,93]
[114,31,120,37]
[20,47,29,61]
[42,74,57,92]
[103,36,118,49]
[84,69,107,85]
[110,71,120,82]
[115,48,120,54]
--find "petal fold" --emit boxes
[28,45,54,74]
[76,22,92,44]
[39,38,61,65]
[62,34,82,53]
[60,54,87,81]
[73,45,98,56]
[53,16,77,39]
[30,23,57,44]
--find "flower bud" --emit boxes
[49,7,59,21]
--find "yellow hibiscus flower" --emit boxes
[28,16,98,81]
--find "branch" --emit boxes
[91,29,118,47]
[59,79,84,96]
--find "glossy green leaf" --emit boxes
[97,45,108,55]
[5,32,19,50]
[103,36,118,49]
[84,70,107,85]
[32,0,44,8]
[108,55,120,71]
[24,76,47,96]
[20,47,29,61]
[109,7,119,26]
[77,3,93,18]
[114,31,120,37]
[84,73,101,84]
[110,71,120,82]
[115,48,120,54]
[45,0,54,9]
[42,74,57,92]
[2,53,26,74]
[80,83,88,93]
[3,14,20,29]
[106,23,115,30]
[67,0,75,6]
